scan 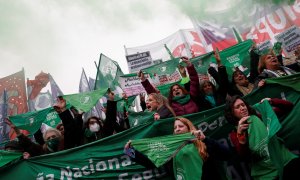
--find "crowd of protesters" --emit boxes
[2,42,300,179]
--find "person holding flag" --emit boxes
[139,56,201,116]
[124,117,231,180]
[224,95,300,180]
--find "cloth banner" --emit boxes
[1,74,300,179]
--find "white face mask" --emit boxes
[89,123,100,133]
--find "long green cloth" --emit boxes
[1,74,300,179]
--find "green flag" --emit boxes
[219,40,253,79]
[43,109,62,128]
[9,107,52,133]
[63,88,107,112]
[131,133,195,168]
[253,100,282,138]
[94,53,124,91]
[190,52,215,75]
[0,150,22,167]
[143,58,180,76]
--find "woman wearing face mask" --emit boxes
[42,128,64,153]
[4,118,63,157]
[83,91,117,144]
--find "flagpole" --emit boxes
[179,29,192,58]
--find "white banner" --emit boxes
[275,25,300,55]
[126,51,153,73]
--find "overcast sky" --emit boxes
[1,0,287,95]
[0,0,195,94]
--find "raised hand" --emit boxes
[53,96,66,113]
[191,130,206,141]
[181,56,192,66]
[138,70,146,81]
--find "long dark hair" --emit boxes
[224,95,257,125]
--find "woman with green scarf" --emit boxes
[141,56,200,116]
[224,95,300,180]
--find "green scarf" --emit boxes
[131,133,194,168]
[173,143,203,180]
[247,115,278,179]
[205,94,216,107]
[173,94,190,105]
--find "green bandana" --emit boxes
[173,94,190,105]
[173,143,203,180]
[205,95,216,107]
[46,138,60,152]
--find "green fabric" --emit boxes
[9,107,52,134]
[63,88,107,112]
[128,110,155,127]
[273,42,282,56]
[0,150,22,167]
[247,115,278,179]
[172,94,191,105]
[265,73,300,92]
[205,95,216,107]
[190,52,214,75]
[131,133,194,168]
[253,100,298,179]
[173,143,203,180]
[1,75,300,179]
[43,109,62,128]
[156,80,182,98]
[180,76,190,85]
[143,58,180,76]
[253,100,281,138]
[84,128,95,138]
[94,53,124,91]
[219,40,253,79]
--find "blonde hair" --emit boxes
[43,128,62,141]
[149,93,176,117]
[258,49,276,74]
[174,117,209,161]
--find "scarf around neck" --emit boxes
[173,94,190,105]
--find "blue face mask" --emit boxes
[46,138,60,152]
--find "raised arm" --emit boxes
[139,71,158,94]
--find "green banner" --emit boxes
[0,150,22,168]
[1,74,300,179]
[9,107,52,134]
